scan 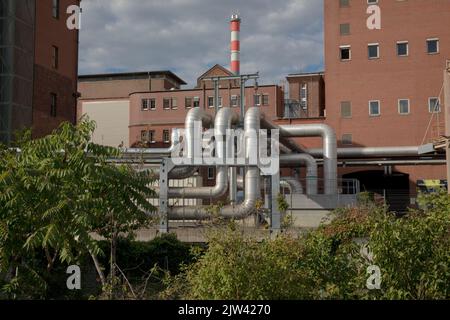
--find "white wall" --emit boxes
[81,100,130,148]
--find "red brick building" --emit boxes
[0,0,80,143]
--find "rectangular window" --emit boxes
[149,130,156,143]
[341,101,352,118]
[141,130,148,142]
[368,43,379,59]
[208,96,214,108]
[397,41,409,56]
[369,100,381,116]
[149,98,156,110]
[254,94,261,106]
[52,0,60,19]
[171,97,178,110]
[262,94,269,106]
[230,95,239,107]
[429,97,440,113]
[398,99,410,115]
[367,0,378,3]
[207,167,215,180]
[427,38,439,54]
[340,23,350,36]
[218,96,223,108]
[185,97,192,109]
[163,98,171,110]
[52,46,59,69]
[300,84,308,109]
[50,93,57,117]
[340,0,349,7]
[340,46,351,61]
[193,97,200,108]
[141,99,149,111]
[342,134,353,145]
[163,130,170,143]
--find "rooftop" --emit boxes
[78,70,187,85]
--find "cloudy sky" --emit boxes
[78,0,324,87]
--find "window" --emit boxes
[368,43,379,59]
[185,97,192,109]
[340,46,351,61]
[340,23,350,36]
[52,0,60,19]
[231,95,239,107]
[262,94,269,106]
[367,0,378,3]
[427,38,439,54]
[50,93,57,117]
[149,130,156,143]
[218,96,223,108]
[398,99,410,115]
[149,98,156,110]
[193,97,200,108]
[254,94,261,106]
[340,0,349,7]
[300,84,308,109]
[342,134,353,145]
[171,98,178,110]
[341,101,352,118]
[141,99,149,111]
[429,97,440,113]
[369,100,380,116]
[141,130,148,141]
[163,130,170,143]
[208,96,214,108]
[163,98,171,110]
[397,41,409,56]
[207,167,215,180]
[52,46,59,69]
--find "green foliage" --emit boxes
[0,119,156,299]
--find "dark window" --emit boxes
[163,98,170,110]
[262,94,269,106]
[50,93,57,117]
[427,39,439,54]
[141,130,148,141]
[340,0,349,7]
[254,94,261,106]
[185,97,192,109]
[163,130,170,143]
[52,46,59,69]
[429,97,440,113]
[207,167,215,180]
[141,99,149,111]
[397,42,408,56]
[208,96,214,108]
[342,134,353,145]
[171,98,178,110]
[340,46,351,60]
[368,44,379,59]
[52,0,60,19]
[193,97,200,108]
[231,95,239,107]
[149,130,156,143]
[150,98,156,110]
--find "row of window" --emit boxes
[141,94,270,111]
[340,97,441,118]
[140,130,171,144]
[340,39,439,61]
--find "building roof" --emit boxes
[78,70,187,85]
[287,71,324,78]
[197,64,234,81]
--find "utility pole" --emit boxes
[444,60,450,194]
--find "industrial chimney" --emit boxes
[230,14,241,75]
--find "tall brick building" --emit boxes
[0,0,80,144]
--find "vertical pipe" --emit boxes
[444,61,450,194]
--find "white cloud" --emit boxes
[78,0,323,86]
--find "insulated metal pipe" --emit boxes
[168,107,261,220]
[279,153,318,195]
[279,124,337,195]
[307,146,420,158]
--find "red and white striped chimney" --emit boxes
[230,14,241,75]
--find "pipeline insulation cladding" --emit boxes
[230,15,241,75]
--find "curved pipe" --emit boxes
[279,153,318,195]
[279,124,337,195]
[260,118,303,153]
[168,107,261,220]
[280,178,303,194]
[307,146,420,158]
[167,108,239,198]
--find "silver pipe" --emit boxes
[279,124,337,195]
[121,129,180,156]
[279,153,318,195]
[307,146,420,158]
[260,118,303,153]
[229,167,238,204]
[168,107,261,220]
[280,178,303,194]
[166,108,238,198]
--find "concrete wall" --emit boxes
[81,100,130,147]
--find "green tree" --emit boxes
[0,119,156,299]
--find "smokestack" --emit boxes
[230,14,241,75]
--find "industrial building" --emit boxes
[77,1,450,236]
[0,0,80,144]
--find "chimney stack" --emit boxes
[230,14,241,75]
